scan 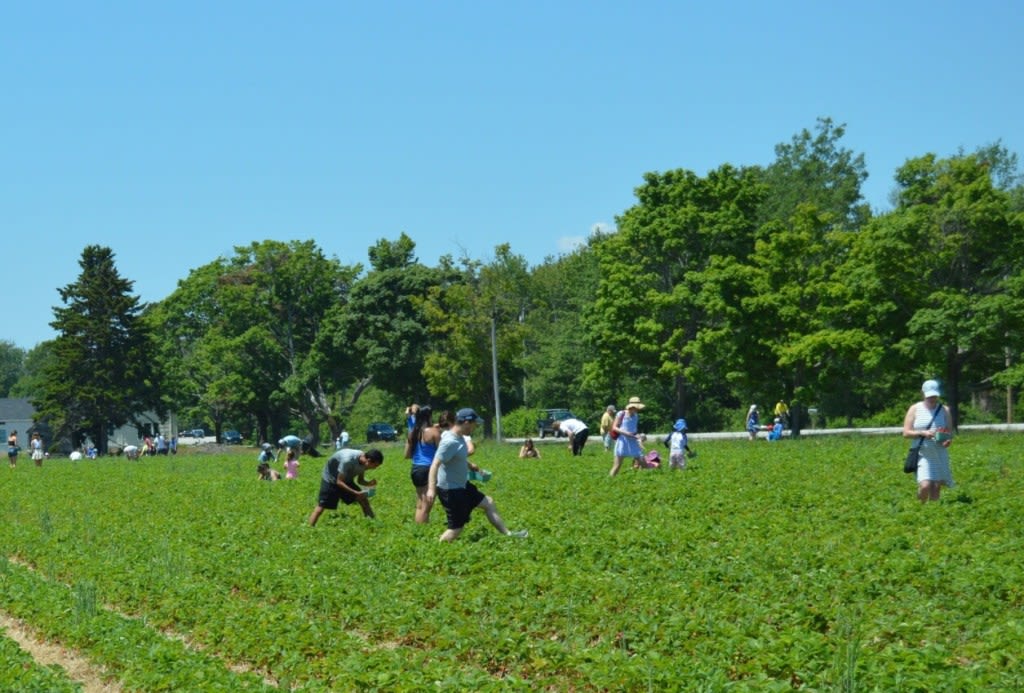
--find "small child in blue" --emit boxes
[767,417,784,441]
[664,419,695,470]
[257,443,275,464]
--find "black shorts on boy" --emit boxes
[437,483,486,530]
[317,479,361,510]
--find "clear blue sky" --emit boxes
[4,1,1021,351]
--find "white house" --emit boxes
[0,398,179,454]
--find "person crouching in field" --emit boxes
[308,448,383,525]
[553,417,589,456]
[257,462,281,481]
[426,408,528,542]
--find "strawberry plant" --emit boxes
[0,433,1021,689]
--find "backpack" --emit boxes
[609,410,624,440]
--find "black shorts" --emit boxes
[410,465,430,488]
[437,483,486,530]
[317,479,360,510]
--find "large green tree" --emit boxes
[420,245,532,434]
[758,116,870,228]
[152,240,359,445]
[35,246,164,452]
[0,340,26,397]
[842,151,1024,423]
[322,233,455,414]
[584,164,765,429]
[520,241,604,416]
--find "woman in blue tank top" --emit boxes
[404,406,441,523]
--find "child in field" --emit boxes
[308,448,383,525]
[664,418,695,470]
[283,449,300,479]
[518,438,540,458]
[258,443,275,464]
[30,432,45,467]
[258,462,281,481]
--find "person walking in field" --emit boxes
[426,408,527,542]
[405,405,441,523]
[308,448,383,525]
[903,379,954,503]
[664,418,694,470]
[610,397,645,476]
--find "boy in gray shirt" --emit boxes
[308,448,383,525]
[426,408,527,542]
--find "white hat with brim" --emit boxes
[626,396,645,410]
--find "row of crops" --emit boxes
[1,433,1022,690]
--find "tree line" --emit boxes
[3,118,1023,449]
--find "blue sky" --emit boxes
[4,1,1021,351]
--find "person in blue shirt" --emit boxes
[426,408,527,542]
[278,435,303,460]
[767,417,784,442]
[746,405,760,441]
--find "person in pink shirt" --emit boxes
[283,448,300,479]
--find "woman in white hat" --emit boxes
[609,397,645,476]
[902,379,954,502]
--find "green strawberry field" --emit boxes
[1,432,1022,691]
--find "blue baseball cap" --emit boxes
[673,418,687,432]
[455,408,480,423]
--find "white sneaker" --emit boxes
[507,529,529,538]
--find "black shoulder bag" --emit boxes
[904,403,943,474]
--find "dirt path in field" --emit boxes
[0,610,122,692]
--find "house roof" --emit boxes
[0,398,36,422]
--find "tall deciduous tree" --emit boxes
[0,340,26,397]
[151,240,358,445]
[322,233,454,413]
[758,117,870,228]
[35,246,163,452]
[585,165,765,429]
[420,245,531,433]
[521,242,603,415]
[842,151,1024,423]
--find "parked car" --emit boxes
[366,422,398,443]
[181,428,206,438]
[537,408,575,438]
[221,430,243,445]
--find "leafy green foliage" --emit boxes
[34,246,163,452]
[0,340,26,398]
[1,434,1022,689]
[0,628,81,692]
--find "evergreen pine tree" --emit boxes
[33,245,164,453]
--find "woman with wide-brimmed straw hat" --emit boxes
[609,397,645,476]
